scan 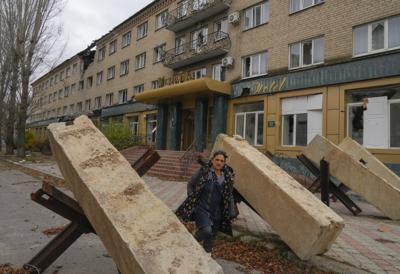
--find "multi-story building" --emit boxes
[30,0,400,172]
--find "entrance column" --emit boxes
[211,95,228,143]
[156,104,167,150]
[168,103,182,151]
[194,98,208,152]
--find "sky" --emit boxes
[53,0,154,64]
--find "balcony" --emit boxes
[166,0,231,33]
[163,31,231,69]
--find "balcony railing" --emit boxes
[166,0,231,32]
[163,31,231,69]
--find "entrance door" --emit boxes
[363,96,388,148]
[182,109,194,150]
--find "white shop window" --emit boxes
[281,94,323,146]
[289,37,324,69]
[128,116,139,136]
[234,102,264,146]
[347,87,400,149]
[353,15,400,57]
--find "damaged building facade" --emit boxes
[29,0,400,172]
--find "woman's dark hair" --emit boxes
[212,150,228,160]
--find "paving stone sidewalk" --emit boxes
[15,161,400,274]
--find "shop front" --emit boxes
[230,51,400,172]
[135,77,231,152]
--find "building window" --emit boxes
[151,80,161,89]
[54,74,58,84]
[58,90,63,99]
[175,36,186,54]
[105,93,114,106]
[155,10,168,30]
[242,51,268,78]
[72,63,78,74]
[64,86,70,97]
[118,89,128,104]
[63,106,67,115]
[137,22,148,39]
[281,94,323,147]
[353,16,400,57]
[60,71,64,80]
[107,66,115,80]
[289,0,324,14]
[235,102,264,146]
[135,53,146,70]
[214,18,228,40]
[98,46,105,61]
[128,116,139,137]
[71,83,76,95]
[78,80,84,91]
[177,0,189,19]
[77,102,83,113]
[53,92,57,101]
[85,99,91,111]
[109,40,117,55]
[120,60,129,76]
[66,67,71,78]
[121,31,131,48]
[191,28,208,51]
[50,77,53,87]
[69,104,74,114]
[289,36,324,69]
[147,114,157,144]
[212,64,225,81]
[154,44,166,63]
[96,71,103,85]
[87,76,93,88]
[94,96,102,109]
[347,87,400,149]
[191,68,207,79]
[134,84,145,94]
[244,1,269,30]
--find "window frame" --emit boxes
[153,44,166,63]
[109,40,117,55]
[289,0,324,14]
[98,46,106,61]
[107,66,116,80]
[135,52,146,70]
[234,110,264,146]
[105,93,114,106]
[118,89,128,104]
[120,60,130,76]
[137,21,148,40]
[281,113,307,147]
[353,16,400,58]
[289,36,324,69]
[242,51,268,79]
[121,31,132,48]
[155,10,168,30]
[243,1,269,31]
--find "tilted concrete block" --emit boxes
[339,137,400,190]
[47,116,223,274]
[303,135,400,220]
[212,134,344,260]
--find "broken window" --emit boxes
[347,86,400,148]
[281,94,322,146]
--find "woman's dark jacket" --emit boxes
[175,162,236,236]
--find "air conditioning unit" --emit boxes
[228,12,240,24]
[222,56,234,67]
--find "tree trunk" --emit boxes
[5,64,18,155]
[16,71,30,157]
